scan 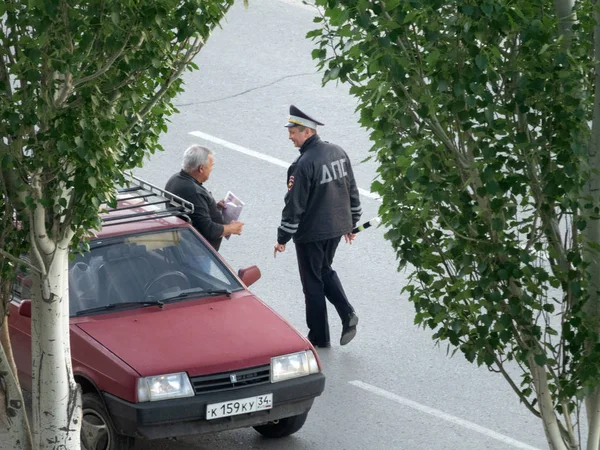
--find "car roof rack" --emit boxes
[101,174,195,227]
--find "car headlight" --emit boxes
[137,372,194,402]
[271,351,320,383]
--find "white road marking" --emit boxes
[349,380,541,450]
[189,130,380,201]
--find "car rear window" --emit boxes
[69,228,242,316]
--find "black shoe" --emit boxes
[340,313,358,346]
[307,334,331,348]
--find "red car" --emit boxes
[9,177,325,450]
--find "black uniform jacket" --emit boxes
[165,170,225,251]
[277,135,362,245]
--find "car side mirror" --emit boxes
[238,266,261,287]
[19,300,32,318]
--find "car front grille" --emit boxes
[190,365,271,395]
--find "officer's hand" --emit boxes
[217,200,225,210]
[274,243,286,258]
[344,233,356,244]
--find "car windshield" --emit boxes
[69,228,242,316]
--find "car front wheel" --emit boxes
[81,393,134,450]
[253,411,309,438]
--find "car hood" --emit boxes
[75,293,308,377]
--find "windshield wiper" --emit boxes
[202,289,232,297]
[75,300,164,316]
[156,288,232,302]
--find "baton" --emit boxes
[352,217,381,234]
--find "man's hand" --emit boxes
[274,243,286,258]
[222,221,244,237]
[344,233,356,244]
[229,221,243,235]
[216,200,225,210]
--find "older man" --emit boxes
[166,145,243,251]
[274,105,362,348]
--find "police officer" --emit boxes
[274,105,362,347]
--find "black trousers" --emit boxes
[295,236,354,344]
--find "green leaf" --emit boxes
[542,304,555,313]
[405,166,419,182]
[384,0,401,10]
[57,141,69,152]
[475,54,488,71]
[426,50,440,66]
[481,3,493,16]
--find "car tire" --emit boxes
[81,393,134,450]
[252,411,309,438]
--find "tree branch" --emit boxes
[56,172,76,238]
[53,72,73,107]
[126,36,205,133]
[0,50,12,99]
[490,350,540,418]
[529,354,570,449]
[30,173,55,257]
[0,249,42,275]
[0,171,13,252]
[73,36,130,88]
[559,399,577,450]
[108,64,152,95]
[1,157,28,209]
[437,210,488,244]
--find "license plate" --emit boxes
[206,393,273,420]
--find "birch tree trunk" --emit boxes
[584,2,600,449]
[0,323,33,450]
[30,234,81,450]
[528,355,570,450]
[0,275,32,450]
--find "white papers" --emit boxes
[222,192,244,239]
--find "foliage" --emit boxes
[0,0,236,447]
[1,0,235,243]
[310,0,598,445]
[0,189,28,318]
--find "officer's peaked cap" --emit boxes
[284,105,324,129]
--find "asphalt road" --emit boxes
[133,1,548,449]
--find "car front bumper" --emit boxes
[103,372,326,439]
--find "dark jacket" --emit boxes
[165,170,225,251]
[277,135,362,245]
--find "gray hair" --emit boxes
[182,145,212,172]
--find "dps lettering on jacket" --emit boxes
[321,158,348,184]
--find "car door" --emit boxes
[8,268,33,391]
